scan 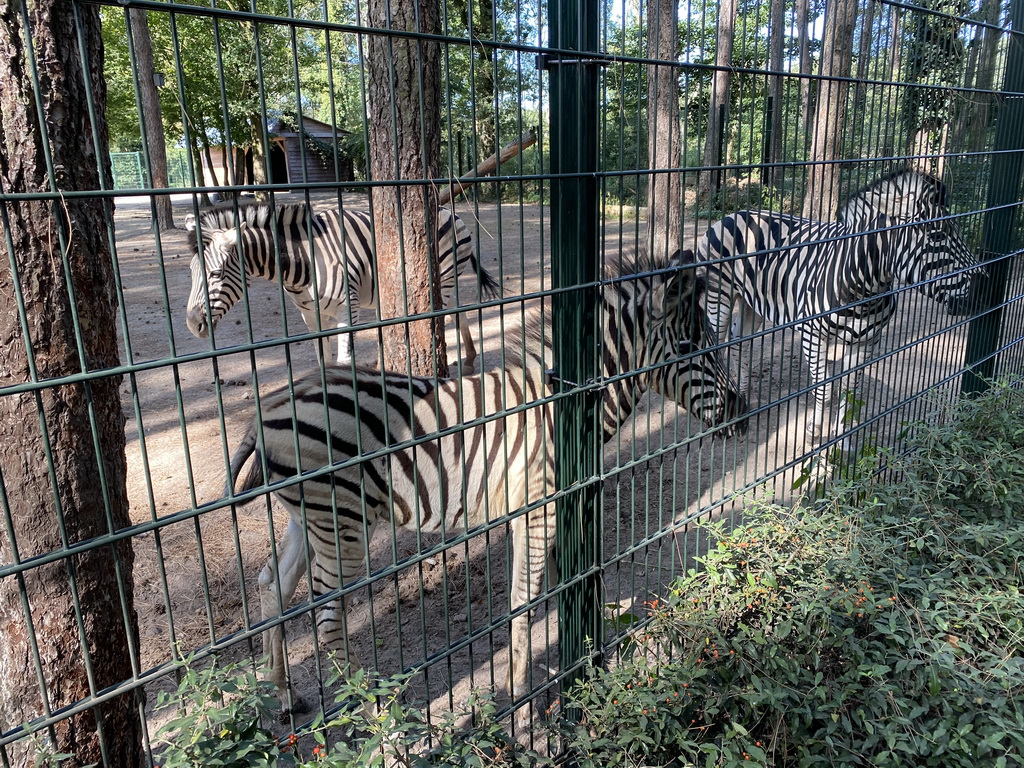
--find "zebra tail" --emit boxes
[470,254,502,300]
[226,427,264,500]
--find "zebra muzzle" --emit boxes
[186,307,213,338]
[945,293,976,317]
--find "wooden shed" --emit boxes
[200,114,354,190]
[267,114,354,186]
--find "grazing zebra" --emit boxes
[185,203,501,367]
[226,252,741,713]
[697,168,983,440]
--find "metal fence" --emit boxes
[110,150,194,190]
[1,0,1023,764]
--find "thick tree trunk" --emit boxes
[646,0,681,263]
[128,8,175,230]
[802,0,858,219]
[0,2,142,766]
[766,0,786,187]
[967,0,1003,151]
[698,0,736,204]
[367,0,447,377]
[797,0,813,138]
[854,0,876,109]
[250,116,269,202]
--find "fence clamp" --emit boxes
[535,54,609,71]
[545,368,600,392]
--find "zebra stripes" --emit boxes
[698,168,983,439]
[185,203,501,366]
[226,252,739,711]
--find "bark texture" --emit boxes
[698,0,736,204]
[367,0,447,377]
[802,0,858,219]
[128,8,174,230]
[646,0,682,263]
[0,2,142,765]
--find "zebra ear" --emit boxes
[664,267,697,309]
[221,222,247,244]
[184,213,197,233]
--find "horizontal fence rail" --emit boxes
[0,0,1022,764]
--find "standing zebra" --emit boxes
[698,168,983,440]
[185,203,501,367]
[226,252,740,713]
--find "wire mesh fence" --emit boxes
[1,0,1023,764]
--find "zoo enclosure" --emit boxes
[1,0,1023,764]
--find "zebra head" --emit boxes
[840,169,984,316]
[635,252,745,432]
[185,212,253,339]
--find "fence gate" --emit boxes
[0,0,1022,764]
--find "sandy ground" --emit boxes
[111,190,989,744]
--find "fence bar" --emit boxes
[963,0,1024,394]
[547,0,603,712]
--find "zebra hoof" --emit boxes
[277,695,311,722]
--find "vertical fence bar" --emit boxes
[963,0,1024,394]
[547,0,603,708]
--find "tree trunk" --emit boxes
[250,115,269,202]
[767,0,786,187]
[698,0,736,204]
[967,0,1003,151]
[882,7,903,157]
[802,0,858,219]
[797,0,814,138]
[128,8,175,230]
[646,0,681,263]
[186,113,213,207]
[367,0,447,377]
[854,0,876,109]
[0,2,142,766]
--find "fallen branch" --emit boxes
[438,128,538,205]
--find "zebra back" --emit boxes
[184,202,501,357]
[839,168,949,226]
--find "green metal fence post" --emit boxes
[547,0,603,712]
[963,0,1024,395]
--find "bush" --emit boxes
[153,381,1024,767]
[560,381,1024,767]
[154,661,548,767]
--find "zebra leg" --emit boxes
[801,332,830,440]
[730,304,759,397]
[507,506,554,720]
[454,311,478,372]
[258,519,310,713]
[334,323,353,365]
[833,342,873,446]
[309,543,364,674]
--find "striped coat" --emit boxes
[227,252,739,712]
[698,169,982,439]
[185,203,500,366]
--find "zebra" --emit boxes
[185,202,501,367]
[697,168,984,441]
[225,251,741,714]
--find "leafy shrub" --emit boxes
[560,380,1024,767]
[154,660,547,767]
[153,381,1024,767]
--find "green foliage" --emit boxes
[154,656,285,768]
[153,382,1024,767]
[559,380,1024,767]
[155,661,549,767]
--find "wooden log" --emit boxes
[438,128,537,205]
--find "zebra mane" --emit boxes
[502,247,694,369]
[186,203,311,252]
[839,168,950,225]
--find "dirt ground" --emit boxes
[112,190,980,741]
